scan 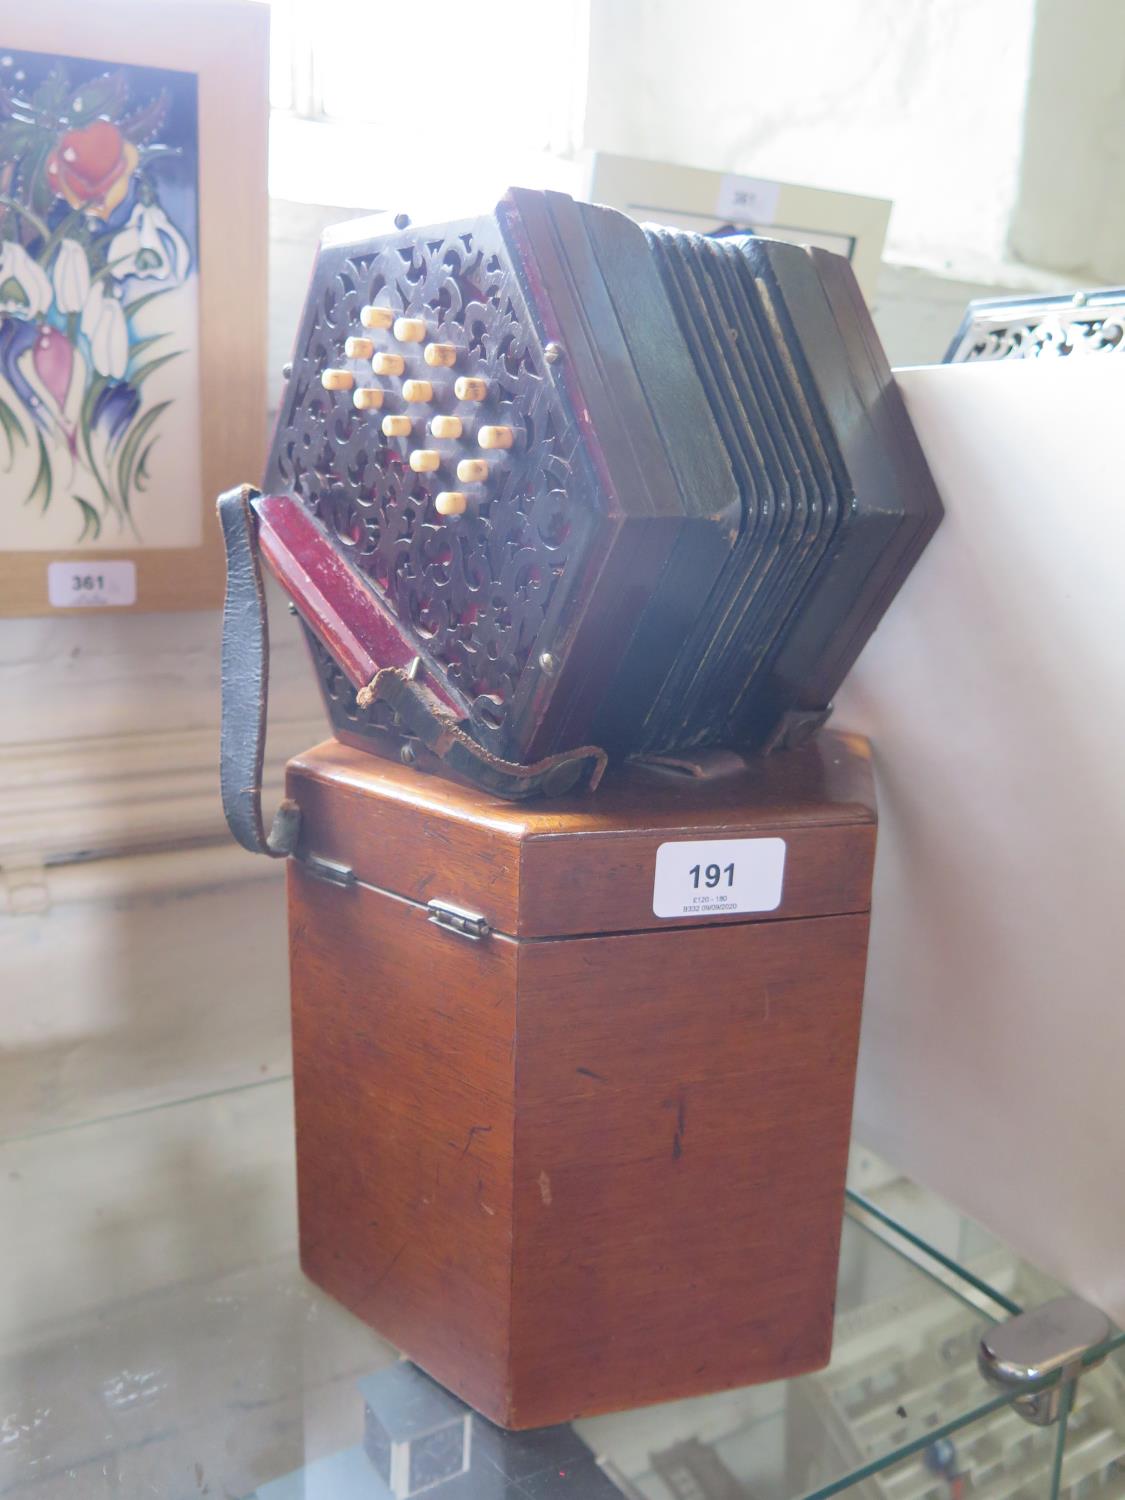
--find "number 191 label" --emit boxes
[652,837,786,919]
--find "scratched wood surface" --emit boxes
[286,732,876,1426]
[509,912,870,1426]
[289,862,517,1422]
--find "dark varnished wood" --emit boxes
[286,731,876,1427]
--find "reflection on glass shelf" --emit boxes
[0,1081,396,1498]
[849,1400,1063,1500]
[0,1079,1121,1500]
[576,1215,1007,1500]
[1057,1353,1125,1500]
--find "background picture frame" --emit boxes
[0,0,268,616]
[583,150,891,305]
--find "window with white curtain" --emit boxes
[266,0,590,209]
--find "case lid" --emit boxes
[285,731,876,940]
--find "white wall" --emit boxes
[1009,0,1125,282]
[836,359,1125,1324]
[583,0,1037,275]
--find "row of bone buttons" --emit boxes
[320,306,516,518]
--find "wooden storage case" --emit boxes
[284,731,877,1429]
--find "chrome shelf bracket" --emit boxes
[978,1296,1112,1426]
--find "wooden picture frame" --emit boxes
[583,150,891,306]
[0,0,268,615]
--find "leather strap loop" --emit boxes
[217,484,301,858]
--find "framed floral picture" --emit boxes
[0,0,267,614]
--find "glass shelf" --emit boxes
[1,1078,1121,1499]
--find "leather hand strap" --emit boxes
[217,484,301,858]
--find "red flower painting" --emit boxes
[46,120,140,219]
[0,50,198,542]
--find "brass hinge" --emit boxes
[427,899,491,941]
